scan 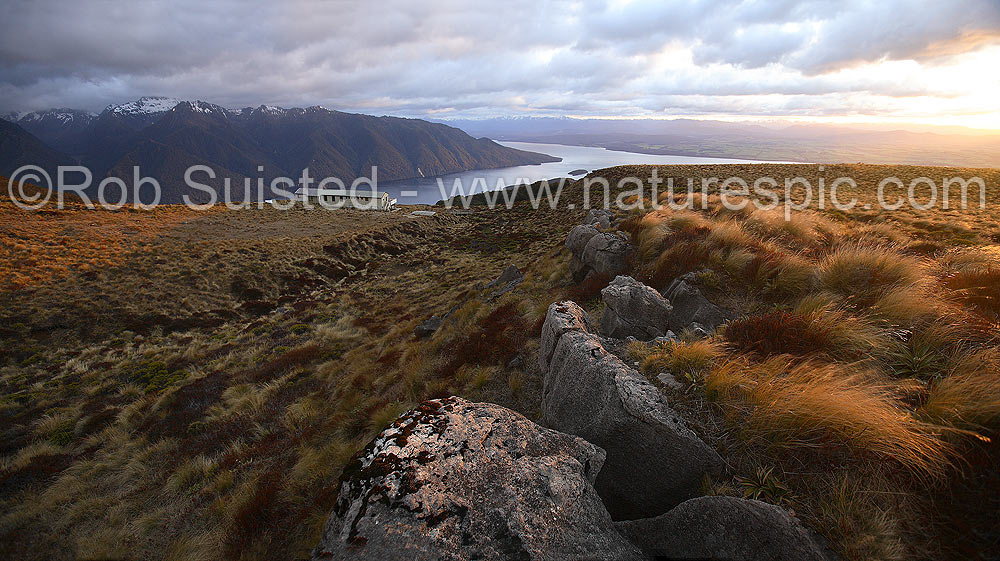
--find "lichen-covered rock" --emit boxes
[312,397,644,561]
[662,277,727,332]
[582,232,633,278]
[540,302,723,520]
[615,496,838,561]
[599,275,673,340]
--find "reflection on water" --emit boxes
[380,141,793,204]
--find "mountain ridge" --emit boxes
[1,100,559,202]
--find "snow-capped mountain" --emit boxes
[107,96,182,116]
[1,111,27,122]
[1,96,559,203]
[2,109,97,153]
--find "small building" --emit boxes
[296,187,396,211]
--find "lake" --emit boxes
[380,141,791,204]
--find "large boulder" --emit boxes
[615,496,837,561]
[540,301,723,520]
[582,231,633,278]
[539,300,595,372]
[312,397,644,561]
[566,224,601,258]
[600,276,673,340]
[566,226,633,283]
[662,276,727,332]
[566,224,603,282]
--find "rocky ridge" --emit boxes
[310,211,837,560]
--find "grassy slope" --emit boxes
[0,163,998,561]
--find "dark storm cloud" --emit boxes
[0,0,997,117]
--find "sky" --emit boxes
[2,0,999,128]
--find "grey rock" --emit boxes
[566,224,604,283]
[312,397,645,561]
[486,264,524,289]
[652,332,678,345]
[410,210,437,216]
[485,264,525,300]
[566,224,601,258]
[413,315,442,339]
[600,275,674,340]
[662,278,727,332]
[506,353,524,369]
[657,372,686,391]
[615,496,838,561]
[569,256,591,283]
[582,232,633,279]
[584,209,615,229]
[540,302,724,520]
[539,300,594,372]
[689,322,710,338]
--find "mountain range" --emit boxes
[440,116,1000,168]
[1,97,559,203]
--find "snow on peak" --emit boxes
[177,100,230,115]
[5,109,95,125]
[108,96,182,116]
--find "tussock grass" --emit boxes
[943,267,1000,324]
[817,244,925,305]
[640,340,721,381]
[706,357,955,477]
[816,474,908,561]
[724,310,832,357]
[922,349,1000,431]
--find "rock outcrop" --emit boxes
[413,315,442,339]
[584,209,615,229]
[662,275,727,332]
[485,264,524,299]
[599,276,674,340]
[566,224,601,257]
[582,232,633,278]
[615,496,837,561]
[312,397,644,561]
[539,301,723,520]
[565,224,633,283]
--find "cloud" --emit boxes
[0,0,997,123]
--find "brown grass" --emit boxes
[724,310,832,357]
[922,349,1000,431]
[943,267,1000,324]
[706,357,955,477]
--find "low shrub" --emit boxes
[724,310,831,357]
[126,360,187,394]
